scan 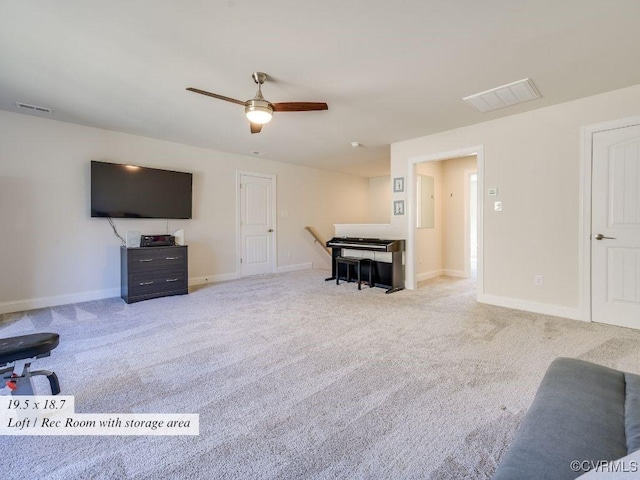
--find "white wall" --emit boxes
[391,83,640,319]
[368,176,391,223]
[0,111,369,313]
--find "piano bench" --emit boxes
[335,257,373,290]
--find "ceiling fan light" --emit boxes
[245,99,273,124]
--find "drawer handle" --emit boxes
[165,257,179,260]
[139,281,154,286]
[138,259,154,262]
[165,278,179,282]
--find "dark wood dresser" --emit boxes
[120,246,188,304]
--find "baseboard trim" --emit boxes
[192,263,312,285]
[417,269,468,281]
[189,272,239,286]
[276,262,313,273]
[478,294,584,321]
[0,288,121,315]
[0,273,584,322]
[1,272,244,314]
[443,269,466,278]
[417,270,444,282]
[0,263,335,315]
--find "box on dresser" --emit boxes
[120,246,188,304]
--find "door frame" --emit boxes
[465,169,478,279]
[579,115,640,322]
[236,170,277,277]
[406,145,484,296]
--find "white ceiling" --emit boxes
[2,1,640,178]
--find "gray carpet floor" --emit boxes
[2,269,640,480]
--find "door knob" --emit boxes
[594,233,616,240]
[268,229,274,233]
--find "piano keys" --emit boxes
[325,237,405,293]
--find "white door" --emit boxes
[239,173,275,277]
[592,124,640,329]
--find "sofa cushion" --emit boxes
[493,357,628,480]
[625,372,640,453]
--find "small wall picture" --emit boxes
[393,200,405,216]
[393,177,405,193]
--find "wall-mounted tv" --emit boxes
[91,161,193,219]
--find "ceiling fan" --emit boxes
[187,72,328,134]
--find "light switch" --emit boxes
[488,188,498,196]
[494,201,502,212]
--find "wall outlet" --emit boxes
[534,275,543,286]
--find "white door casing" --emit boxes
[591,124,640,329]
[238,172,276,277]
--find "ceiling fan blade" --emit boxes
[186,87,246,106]
[250,122,263,134]
[272,102,328,112]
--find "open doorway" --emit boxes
[405,145,484,295]
[413,155,477,284]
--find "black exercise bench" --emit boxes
[0,332,61,395]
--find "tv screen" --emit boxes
[91,161,192,219]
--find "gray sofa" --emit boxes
[493,357,640,480]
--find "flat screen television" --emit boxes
[91,161,193,219]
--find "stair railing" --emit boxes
[304,226,331,256]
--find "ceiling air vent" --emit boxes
[463,78,541,113]
[16,102,53,114]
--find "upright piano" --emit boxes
[325,237,405,293]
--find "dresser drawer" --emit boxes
[129,269,187,297]
[127,247,186,272]
[121,246,188,303]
